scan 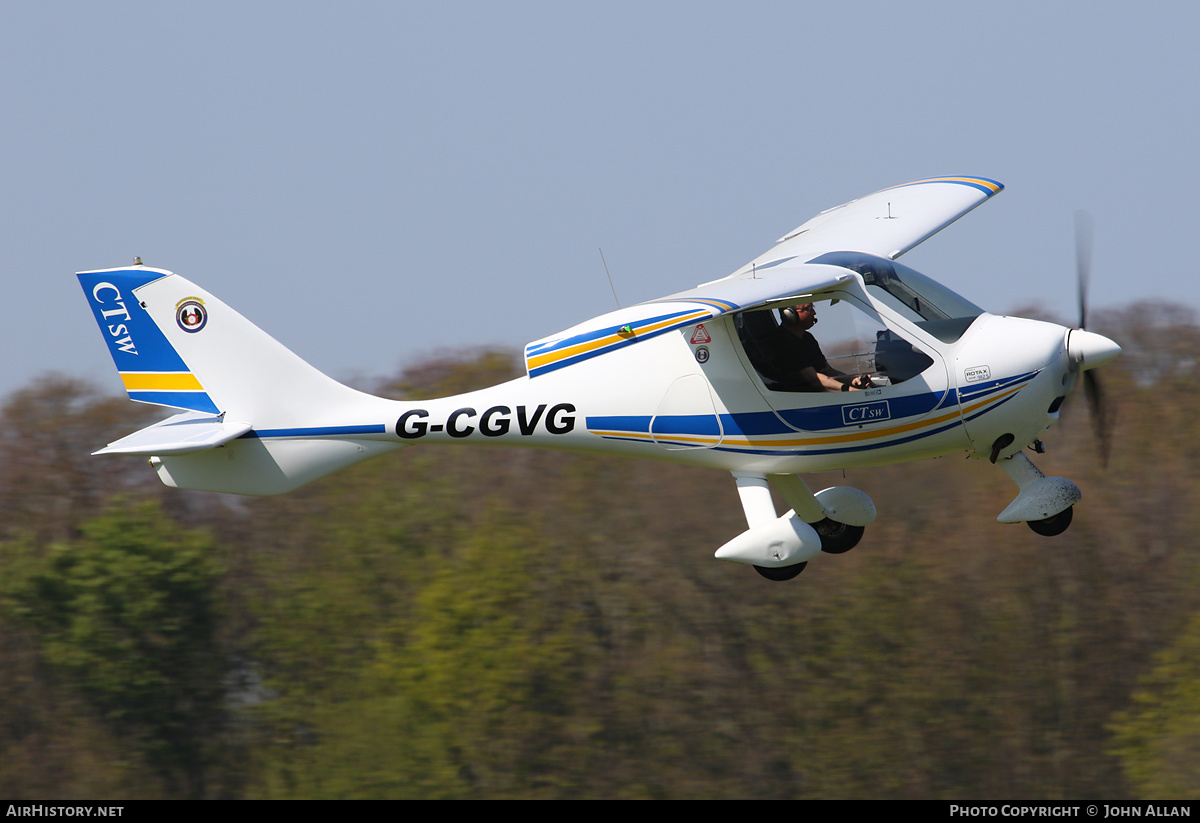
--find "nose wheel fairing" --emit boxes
[997,451,1081,527]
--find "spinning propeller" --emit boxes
[1065,210,1120,466]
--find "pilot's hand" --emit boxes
[849,374,873,390]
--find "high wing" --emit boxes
[683,175,1003,306]
[758,176,1003,268]
[524,176,1002,378]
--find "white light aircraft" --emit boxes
[78,176,1121,580]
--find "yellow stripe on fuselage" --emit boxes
[590,383,1025,451]
[528,310,711,371]
[722,384,1023,448]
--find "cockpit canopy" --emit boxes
[808,251,985,343]
[735,251,987,393]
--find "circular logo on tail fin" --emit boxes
[176,298,207,333]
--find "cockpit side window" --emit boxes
[735,296,933,392]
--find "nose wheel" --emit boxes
[1027,505,1073,536]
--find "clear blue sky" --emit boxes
[3,1,1196,401]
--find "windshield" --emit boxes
[807,251,984,343]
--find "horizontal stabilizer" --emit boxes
[95,412,252,456]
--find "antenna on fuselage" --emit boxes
[599,247,622,309]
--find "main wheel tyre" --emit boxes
[754,562,807,581]
[815,518,865,554]
[1027,506,1073,536]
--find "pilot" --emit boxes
[777,303,873,392]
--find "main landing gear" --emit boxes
[754,562,807,581]
[718,472,876,582]
[812,517,866,554]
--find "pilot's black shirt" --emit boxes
[773,328,830,391]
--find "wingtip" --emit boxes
[889,176,1005,196]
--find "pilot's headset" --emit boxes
[780,304,813,326]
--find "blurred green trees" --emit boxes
[1,499,229,796]
[1110,610,1200,799]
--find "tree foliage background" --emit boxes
[2,304,1199,798]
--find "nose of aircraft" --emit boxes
[1067,329,1121,371]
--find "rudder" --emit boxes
[79,267,220,413]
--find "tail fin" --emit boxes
[77,265,369,425]
[77,265,402,495]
